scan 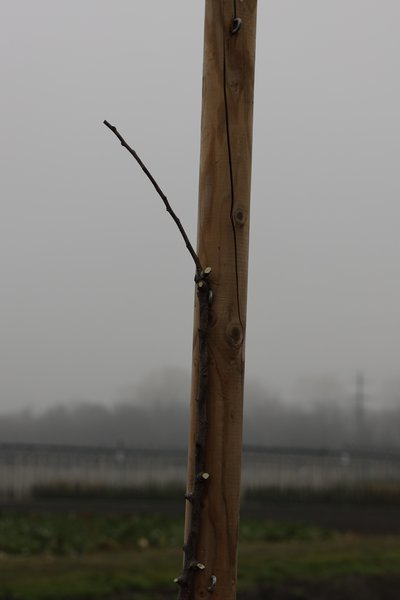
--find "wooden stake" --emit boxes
[183,1,258,598]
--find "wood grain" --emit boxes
[184,1,258,598]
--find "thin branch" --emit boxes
[177,279,210,600]
[103,120,202,276]
[104,118,212,597]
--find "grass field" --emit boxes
[1,509,400,599]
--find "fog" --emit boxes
[1,370,399,449]
[1,2,400,414]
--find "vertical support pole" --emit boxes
[183,1,257,599]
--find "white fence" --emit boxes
[1,443,400,498]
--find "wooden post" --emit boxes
[183,1,258,599]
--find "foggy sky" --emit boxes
[1,1,400,414]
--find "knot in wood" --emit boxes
[233,206,247,227]
[225,322,244,348]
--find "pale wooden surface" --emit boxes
[185,1,258,598]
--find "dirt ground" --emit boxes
[238,575,400,599]
[4,498,400,534]
[105,577,400,600]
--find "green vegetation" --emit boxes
[0,550,178,600]
[0,512,331,556]
[0,512,181,556]
[1,510,400,599]
[237,537,400,588]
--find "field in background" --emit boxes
[1,509,400,600]
[2,443,400,598]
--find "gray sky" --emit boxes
[1,1,400,414]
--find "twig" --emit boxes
[103,119,211,597]
[103,120,203,277]
[177,275,211,600]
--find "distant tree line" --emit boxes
[1,378,399,449]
